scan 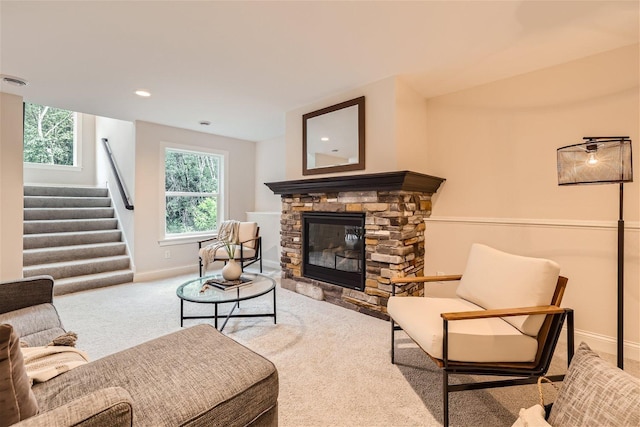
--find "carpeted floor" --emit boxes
[53,268,634,426]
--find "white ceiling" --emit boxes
[1,1,638,142]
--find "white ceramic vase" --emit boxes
[222,259,242,281]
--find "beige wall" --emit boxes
[395,77,429,173]
[133,121,256,280]
[255,135,285,212]
[0,92,24,280]
[421,44,640,358]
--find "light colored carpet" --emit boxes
[52,269,633,426]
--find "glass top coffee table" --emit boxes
[176,273,276,331]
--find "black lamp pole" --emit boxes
[617,182,624,369]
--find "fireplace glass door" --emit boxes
[302,212,365,290]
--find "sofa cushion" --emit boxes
[0,304,66,347]
[0,324,38,426]
[32,324,278,427]
[387,296,538,362]
[456,244,560,336]
[548,342,640,427]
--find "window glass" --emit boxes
[164,148,222,235]
[23,102,76,166]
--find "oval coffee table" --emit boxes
[177,273,276,331]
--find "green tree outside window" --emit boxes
[23,102,76,165]
[165,149,221,235]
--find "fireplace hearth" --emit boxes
[266,171,445,319]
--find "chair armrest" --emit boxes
[14,387,133,427]
[238,236,260,245]
[0,276,54,315]
[391,274,462,285]
[441,305,566,321]
[197,236,219,249]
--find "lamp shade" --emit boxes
[557,137,633,185]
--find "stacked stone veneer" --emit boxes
[280,190,434,319]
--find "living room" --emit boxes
[1,1,639,426]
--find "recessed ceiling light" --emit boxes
[1,74,28,87]
[199,120,211,126]
[321,137,330,141]
[135,89,151,97]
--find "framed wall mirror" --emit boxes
[302,96,365,176]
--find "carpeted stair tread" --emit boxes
[23,185,133,295]
[24,186,108,198]
[53,270,134,295]
[23,255,131,280]
[23,229,123,249]
[24,218,118,234]
[23,242,127,266]
[24,207,115,220]
[24,196,112,208]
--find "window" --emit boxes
[23,102,78,166]
[164,147,224,237]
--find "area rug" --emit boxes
[54,270,571,426]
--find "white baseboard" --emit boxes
[133,265,197,282]
[560,327,640,362]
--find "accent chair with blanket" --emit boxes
[198,220,262,276]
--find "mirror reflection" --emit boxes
[302,96,365,175]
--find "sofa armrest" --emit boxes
[0,276,54,315]
[15,387,133,427]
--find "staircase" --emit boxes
[23,186,134,295]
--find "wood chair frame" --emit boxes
[198,227,263,277]
[390,275,574,427]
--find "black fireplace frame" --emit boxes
[302,212,365,291]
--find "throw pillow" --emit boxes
[0,324,39,426]
[548,341,640,427]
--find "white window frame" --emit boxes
[158,142,229,245]
[23,108,83,172]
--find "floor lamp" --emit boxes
[557,136,633,369]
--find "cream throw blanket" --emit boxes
[21,346,90,383]
[199,220,241,273]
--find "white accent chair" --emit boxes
[388,243,574,427]
[198,222,262,277]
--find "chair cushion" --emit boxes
[0,324,39,425]
[209,245,256,260]
[238,222,258,249]
[387,296,538,362]
[456,244,560,336]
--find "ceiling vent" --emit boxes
[1,75,28,87]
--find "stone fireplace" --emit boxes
[266,171,445,319]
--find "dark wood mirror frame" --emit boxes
[302,96,365,176]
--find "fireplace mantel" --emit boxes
[265,170,445,195]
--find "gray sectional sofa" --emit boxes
[0,276,278,426]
